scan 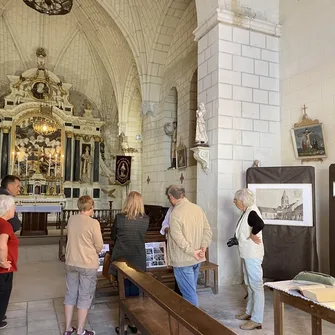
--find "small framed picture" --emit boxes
[176,145,187,169]
[291,107,326,162]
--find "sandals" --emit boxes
[78,331,96,335]
[63,327,77,335]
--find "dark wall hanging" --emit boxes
[246,166,318,280]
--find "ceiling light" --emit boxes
[23,0,73,16]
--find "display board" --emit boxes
[246,166,318,280]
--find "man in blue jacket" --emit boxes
[0,175,21,232]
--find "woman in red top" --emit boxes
[0,195,18,330]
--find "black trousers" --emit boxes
[0,272,13,321]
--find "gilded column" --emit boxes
[73,134,81,182]
[1,126,10,178]
[65,131,72,181]
[93,136,100,183]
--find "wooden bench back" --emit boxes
[113,260,236,335]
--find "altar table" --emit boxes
[265,281,335,335]
[16,204,62,236]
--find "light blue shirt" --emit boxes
[160,206,172,235]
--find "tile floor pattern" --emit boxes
[0,245,334,335]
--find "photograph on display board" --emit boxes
[248,183,313,227]
[145,242,167,268]
[98,244,110,272]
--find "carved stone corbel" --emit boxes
[191,146,210,173]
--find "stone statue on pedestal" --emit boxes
[164,121,177,169]
[195,103,208,146]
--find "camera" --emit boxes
[227,236,239,247]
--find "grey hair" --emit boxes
[234,188,255,208]
[167,185,185,199]
[0,195,15,217]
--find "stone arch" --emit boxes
[121,63,141,134]
[189,69,198,166]
[163,87,178,169]
[128,89,143,191]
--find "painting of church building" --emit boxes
[257,189,304,222]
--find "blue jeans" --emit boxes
[173,263,200,306]
[242,258,264,324]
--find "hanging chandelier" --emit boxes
[23,0,73,16]
[32,104,58,135]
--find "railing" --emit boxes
[58,208,121,261]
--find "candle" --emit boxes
[11,151,15,174]
[48,154,51,176]
[55,154,58,177]
[17,152,20,176]
[61,154,64,178]
[25,156,28,177]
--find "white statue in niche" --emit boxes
[81,146,92,183]
[195,102,209,146]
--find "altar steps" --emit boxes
[18,235,59,245]
[17,225,63,245]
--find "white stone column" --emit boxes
[194,9,281,285]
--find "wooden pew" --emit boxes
[114,259,237,335]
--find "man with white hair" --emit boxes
[166,185,212,306]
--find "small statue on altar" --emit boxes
[55,89,65,109]
[36,47,47,70]
[195,102,208,146]
[14,84,26,105]
[81,146,92,183]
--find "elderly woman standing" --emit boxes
[0,195,18,330]
[110,191,149,334]
[233,188,265,331]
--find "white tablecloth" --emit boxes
[16,205,62,213]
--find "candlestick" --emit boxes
[11,151,15,174]
[55,154,58,177]
[61,154,64,179]
[17,152,20,176]
[48,154,51,176]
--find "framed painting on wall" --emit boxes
[176,144,187,169]
[291,106,327,161]
[248,183,313,227]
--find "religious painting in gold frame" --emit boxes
[291,106,327,162]
[12,113,63,178]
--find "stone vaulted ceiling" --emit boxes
[0,0,194,124]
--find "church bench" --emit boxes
[199,249,219,294]
[113,259,237,335]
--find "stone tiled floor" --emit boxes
[0,244,334,335]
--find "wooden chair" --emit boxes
[199,249,219,294]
